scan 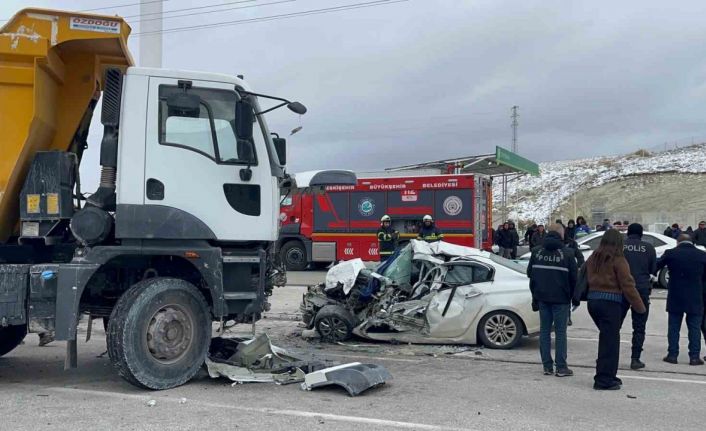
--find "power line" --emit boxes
[128,0,293,24]
[133,0,409,36]
[0,0,174,22]
[122,0,257,19]
[84,0,172,12]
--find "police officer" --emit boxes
[417,215,444,243]
[377,215,399,262]
[623,223,656,369]
[527,224,578,377]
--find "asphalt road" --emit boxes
[1,271,705,431]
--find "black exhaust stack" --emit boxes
[86,68,123,211]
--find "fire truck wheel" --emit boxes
[107,277,211,390]
[314,305,356,342]
[0,325,26,357]
[281,241,308,271]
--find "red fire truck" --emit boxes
[278,174,493,270]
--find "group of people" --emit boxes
[376,214,443,262]
[664,221,706,245]
[527,221,706,390]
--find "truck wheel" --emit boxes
[0,325,26,357]
[107,277,211,390]
[281,241,308,271]
[314,305,356,342]
[658,268,669,289]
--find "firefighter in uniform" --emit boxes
[377,215,399,262]
[417,215,444,243]
[623,223,657,369]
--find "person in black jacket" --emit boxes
[657,234,706,365]
[377,215,399,262]
[497,222,513,258]
[693,221,706,246]
[417,215,443,243]
[530,224,546,249]
[623,223,657,369]
[508,221,520,259]
[525,224,537,246]
[527,224,578,377]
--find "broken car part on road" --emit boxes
[206,334,391,396]
[301,240,539,349]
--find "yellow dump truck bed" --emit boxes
[0,8,134,242]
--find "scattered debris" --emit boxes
[206,334,331,385]
[627,395,637,399]
[179,398,187,404]
[146,399,156,407]
[301,362,392,396]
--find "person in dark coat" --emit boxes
[575,216,591,238]
[530,224,546,249]
[527,224,578,377]
[623,223,657,369]
[669,223,682,239]
[508,221,520,259]
[417,215,443,243]
[693,221,706,246]
[377,215,399,262]
[566,219,577,240]
[656,234,706,365]
[663,225,674,238]
[497,222,513,258]
[525,224,537,246]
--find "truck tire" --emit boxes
[281,240,308,271]
[314,305,357,342]
[0,325,26,357]
[106,277,211,390]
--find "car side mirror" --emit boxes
[273,137,286,165]
[166,92,201,117]
[235,99,254,140]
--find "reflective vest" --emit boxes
[418,225,444,242]
[377,227,399,255]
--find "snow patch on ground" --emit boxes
[494,144,706,222]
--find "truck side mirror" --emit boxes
[235,99,254,140]
[273,137,286,165]
[166,92,201,117]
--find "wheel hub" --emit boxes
[318,317,348,341]
[485,315,517,346]
[146,305,193,363]
[287,248,303,265]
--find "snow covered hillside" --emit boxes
[495,144,706,223]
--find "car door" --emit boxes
[426,262,494,338]
[143,76,275,241]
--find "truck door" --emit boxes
[142,77,276,241]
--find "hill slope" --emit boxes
[494,144,706,223]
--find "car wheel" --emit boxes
[107,277,211,390]
[478,311,523,349]
[0,325,26,357]
[314,305,356,342]
[281,241,308,271]
[658,267,669,289]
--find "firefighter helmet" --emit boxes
[381,215,391,223]
[423,215,433,222]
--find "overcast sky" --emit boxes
[3,0,706,189]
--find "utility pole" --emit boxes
[511,105,519,153]
[140,0,163,68]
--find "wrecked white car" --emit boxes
[301,240,539,349]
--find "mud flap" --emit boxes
[301,362,391,396]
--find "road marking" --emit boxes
[617,374,706,385]
[48,387,471,431]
